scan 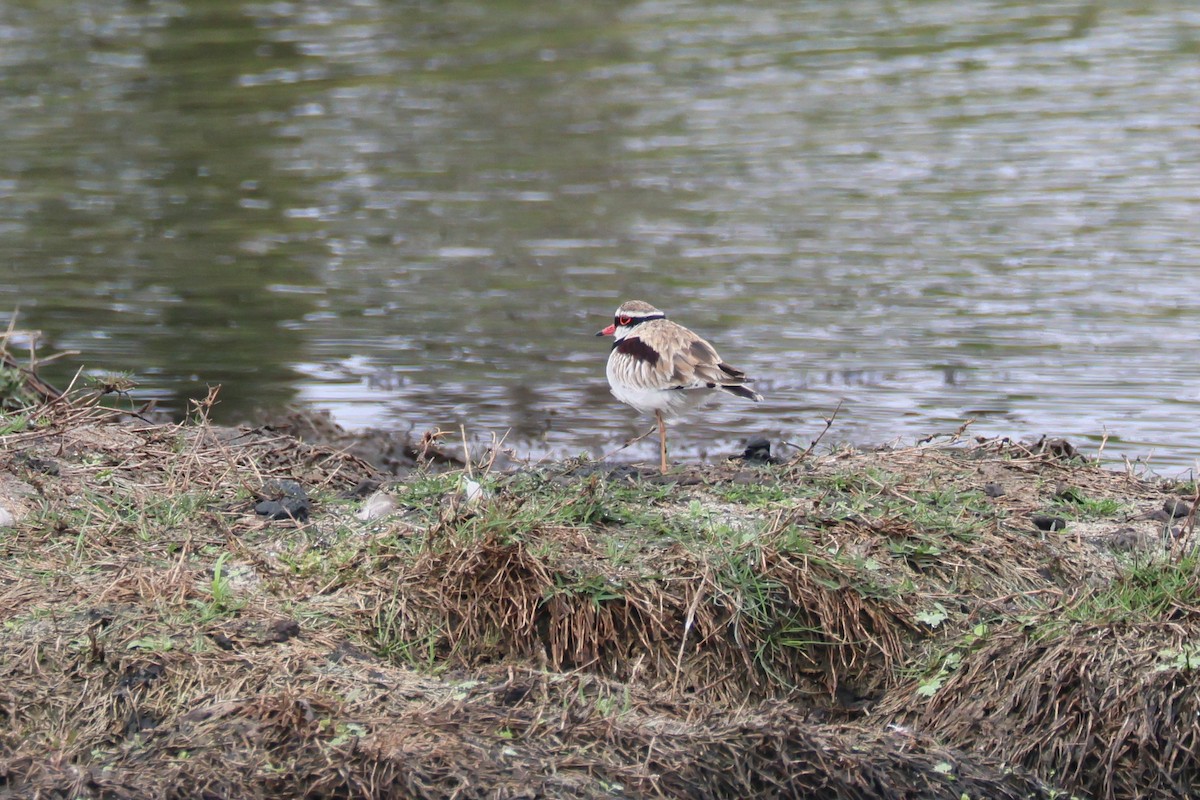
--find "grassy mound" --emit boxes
[882,562,1200,799]
[1,384,1198,797]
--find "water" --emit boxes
[3,1,1200,470]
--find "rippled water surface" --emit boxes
[3,1,1200,469]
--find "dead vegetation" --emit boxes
[2,362,1200,796]
[883,618,1200,800]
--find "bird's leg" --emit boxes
[656,410,668,474]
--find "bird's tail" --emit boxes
[721,384,763,402]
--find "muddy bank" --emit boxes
[1,389,1198,798]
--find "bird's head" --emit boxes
[595,300,666,339]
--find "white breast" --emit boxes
[606,350,712,419]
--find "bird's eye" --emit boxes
[618,315,631,325]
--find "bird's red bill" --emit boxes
[596,323,616,336]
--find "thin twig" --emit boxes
[788,399,844,465]
[861,472,921,506]
[917,418,975,447]
[600,424,659,462]
[460,424,473,479]
[672,572,708,696]
[948,418,975,444]
[482,429,510,475]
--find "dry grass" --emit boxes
[3,368,1200,797]
[881,553,1200,800]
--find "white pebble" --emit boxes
[357,491,399,521]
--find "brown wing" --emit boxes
[644,322,754,389]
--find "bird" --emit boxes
[595,300,762,474]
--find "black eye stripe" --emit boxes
[616,313,665,328]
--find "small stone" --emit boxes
[458,476,488,508]
[1164,499,1192,519]
[280,497,310,520]
[1031,514,1067,532]
[462,477,482,502]
[983,483,1005,498]
[255,499,281,516]
[255,496,310,521]
[740,438,776,464]
[0,505,14,527]
[255,478,310,520]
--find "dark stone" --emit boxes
[265,618,301,643]
[255,496,310,521]
[983,482,1005,498]
[1164,499,1193,519]
[739,437,776,464]
[255,500,281,516]
[278,496,310,520]
[1031,514,1067,532]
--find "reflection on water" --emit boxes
[3,1,1200,469]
